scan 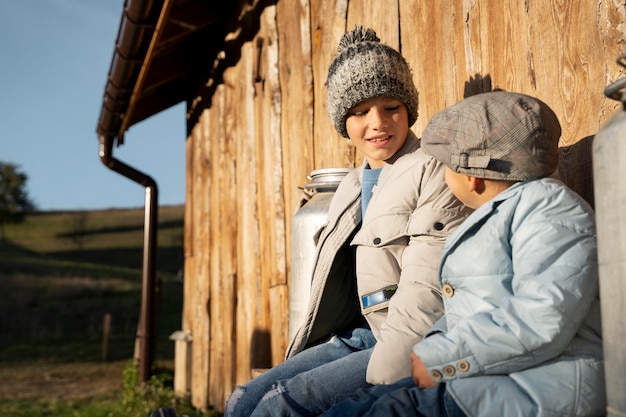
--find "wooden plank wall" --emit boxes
[182,0,626,411]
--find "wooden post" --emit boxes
[170,330,193,396]
[101,313,111,362]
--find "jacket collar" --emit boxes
[442,181,527,253]
[384,130,420,165]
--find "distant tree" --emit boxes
[0,162,36,241]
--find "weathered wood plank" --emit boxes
[401,1,453,134]
[257,7,290,366]
[233,40,270,386]
[310,0,356,169]
[275,1,314,369]
[276,0,314,233]
[347,0,399,49]
[207,82,238,407]
[189,109,211,408]
[175,135,195,396]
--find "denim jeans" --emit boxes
[319,377,467,417]
[225,326,377,417]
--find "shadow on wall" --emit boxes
[186,0,279,131]
[558,135,595,209]
[464,73,494,98]
[250,328,272,372]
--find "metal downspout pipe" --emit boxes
[99,133,157,385]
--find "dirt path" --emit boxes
[0,360,127,400]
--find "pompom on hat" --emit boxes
[326,26,419,138]
[421,91,561,181]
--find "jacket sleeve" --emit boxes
[364,157,470,384]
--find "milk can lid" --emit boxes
[305,168,352,192]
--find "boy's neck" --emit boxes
[473,178,519,208]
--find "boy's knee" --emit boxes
[259,382,287,402]
[225,385,246,417]
[254,381,313,417]
[249,382,295,417]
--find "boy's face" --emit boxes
[345,97,409,168]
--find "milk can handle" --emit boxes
[604,52,626,103]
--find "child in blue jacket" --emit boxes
[319,91,605,417]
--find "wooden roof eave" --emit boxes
[95,0,237,146]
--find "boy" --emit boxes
[224,26,470,417]
[320,91,605,417]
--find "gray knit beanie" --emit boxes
[326,26,419,138]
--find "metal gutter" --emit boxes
[118,0,174,139]
[96,0,167,384]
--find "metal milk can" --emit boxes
[592,53,626,417]
[289,168,352,340]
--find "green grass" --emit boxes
[0,206,220,417]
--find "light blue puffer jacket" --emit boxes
[414,178,605,417]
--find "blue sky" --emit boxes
[0,0,186,211]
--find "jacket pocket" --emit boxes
[406,207,468,237]
[352,213,409,247]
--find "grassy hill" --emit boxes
[0,205,185,362]
[0,205,216,416]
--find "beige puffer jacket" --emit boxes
[286,131,471,384]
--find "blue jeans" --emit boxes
[320,377,466,417]
[225,326,376,417]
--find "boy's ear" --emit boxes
[467,176,484,193]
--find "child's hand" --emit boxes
[410,351,436,388]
